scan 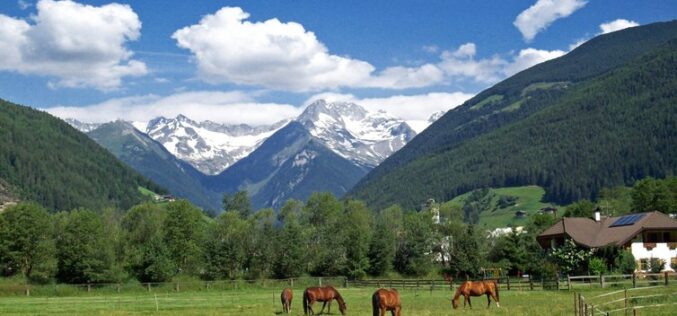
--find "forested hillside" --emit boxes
[88,121,221,211]
[349,21,677,210]
[0,100,165,211]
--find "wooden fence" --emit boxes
[574,285,677,315]
[2,272,675,297]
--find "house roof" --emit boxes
[537,211,677,248]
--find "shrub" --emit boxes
[648,258,665,273]
[589,257,607,275]
[613,250,636,274]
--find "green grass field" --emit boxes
[1,285,675,315]
[442,186,562,230]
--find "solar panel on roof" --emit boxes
[610,214,645,227]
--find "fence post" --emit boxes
[25,285,30,296]
[624,289,628,316]
[147,283,151,292]
[175,282,180,292]
[117,283,121,293]
[529,274,533,290]
[591,304,595,316]
[319,277,322,286]
[574,292,578,316]
[568,275,572,290]
[632,272,636,288]
[507,277,511,290]
[343,277,347,288]
[87,283,91,292]
[600,275,605,288]
[665,272,669,286]
[556,277,560,290]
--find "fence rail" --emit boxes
[1,272,675,297]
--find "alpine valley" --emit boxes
[70,100,418,211]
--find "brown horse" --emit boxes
[281,288,293,314]
[372,288,401,316]
[303,286,346,315]
[452,280,500,309]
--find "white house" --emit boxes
[537,211,677,272]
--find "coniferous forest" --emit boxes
[0,100,165,211]
[349,21,677,211]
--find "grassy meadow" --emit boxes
[1,284,675,315]
[442,186,562,230]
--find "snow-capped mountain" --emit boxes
[135,115,288,175]
[296,100,416,167]
[65,118,101,133]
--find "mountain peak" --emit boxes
[295,99,416,167]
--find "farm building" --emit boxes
[537,211,677,272]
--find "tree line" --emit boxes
[1,177,675,285]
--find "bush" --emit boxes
[649,258,665,273]
[589,257,607,275]
[613,250,636,274]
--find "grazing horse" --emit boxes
[452,280,500,309]
[372,288,401,316]
[303,286,346,315]
[281,288,293,314]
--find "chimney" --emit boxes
[594,211,601,222]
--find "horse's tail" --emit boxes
[495,280,500,302]
[303,289,309,315]
[372,291,380,316]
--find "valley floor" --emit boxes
[2,286,675,315]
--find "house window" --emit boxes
[639,259,649,271]
[646,232,659,243]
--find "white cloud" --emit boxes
[438,43,507,83]
[0,0,146,90]
[514,0,587,42]
[172,7,443,91]
[45,91,300,125]
[599,19,639,34]
[304,91,474,133]
[504,48,566,76]
[436,43,565,83]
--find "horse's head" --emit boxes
[452,297,459,309]
[338,300,347,315]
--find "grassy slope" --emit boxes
[443,186,561,230]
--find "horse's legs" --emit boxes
[328,300,331,313]
[318,301,327,314]
[487,294,491,308]
[467,296,472,309]
[492,292,501,307]
[308,299,315,315]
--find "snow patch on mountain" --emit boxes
[64,118,102,133]
[297,100,416,167]
[136,115,288,175]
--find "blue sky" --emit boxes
[1,0,676,130]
